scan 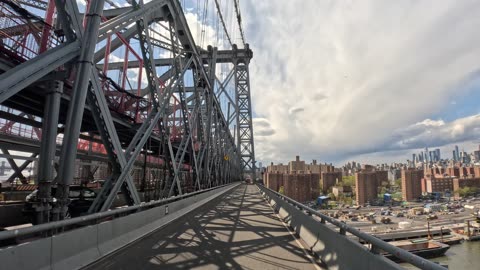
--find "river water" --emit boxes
[401,241,480,269]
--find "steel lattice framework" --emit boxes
[0,0,255,223]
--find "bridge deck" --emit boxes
[84,184,324,270]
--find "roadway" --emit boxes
[84,184,324,270]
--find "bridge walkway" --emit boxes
[84,184,324,270]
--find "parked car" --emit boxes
[23,186,97,224]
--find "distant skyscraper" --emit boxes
[453,150,457,161]
[474,150,480,162]
[455,145,459,161]
[435,148,441,161]
[425,147,429,163]
[412,153,417,166]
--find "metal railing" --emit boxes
[257,184,447,270]
[0,183,236,243]
[0,0,61,60]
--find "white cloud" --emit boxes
[389,115,480,151]
[253,118,275,137]
[184,12,226,50]
[242,0,480,164]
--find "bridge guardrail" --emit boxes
[0,183,234,242]
[257,184,446,270]
[0,183,240,270]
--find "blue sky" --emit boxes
[433,74,480,122]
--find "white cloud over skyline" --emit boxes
[242,0,480,165]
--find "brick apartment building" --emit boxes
[320,171,342,194]
[264,156,339,202]
[265,172,284,192]
[421,174,454,194]
[355,169,388,205]
[445,166,475,178]
[453,177,480,198]
[401,168,424,201]
[288,156,306,172]
[281,172,320,202]
[266,163,288,173]
[425,167,445,176]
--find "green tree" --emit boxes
[458,187,477,197]
[392,192,403,201]
[279,186,285,195]
[395,178,402,190]
[378,186,388,198]
[341,175,355,187]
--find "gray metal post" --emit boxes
[55,0,106,220]
[233,44,256,180]
[36,80,63,224]
[203,47,217,186]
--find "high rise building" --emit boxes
[435,148,441,161]
[355,169,386,205]
[288,156,306,172]
[422,175,454,194]
[455,145,459,161]
[447,167,460,177]
[320,171,342,194]
[474,150,480,162]
[401,169,424,201]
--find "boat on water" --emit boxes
[382,240,450,262]
[450,223,480,241]
[410,234,463,245]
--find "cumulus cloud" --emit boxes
[388,115,480,151]
[288,107,304,115]
[253,118,275,137]
[242,0,480,164]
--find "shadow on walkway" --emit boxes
[85,184,322,270]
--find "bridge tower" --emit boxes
[233,45,256,180]
[203,45,256,180]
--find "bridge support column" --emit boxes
[54,0,106,220]
[36,80,63,224]
[233,45,256,181]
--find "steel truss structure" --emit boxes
[0,0,255,223]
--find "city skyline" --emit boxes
[259,142,480,169]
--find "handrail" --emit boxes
[257,184,446,270]
[0,183,237,241]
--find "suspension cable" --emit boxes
[233,0,245,46]
[200,0,209,48]
[214,0,232,47]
